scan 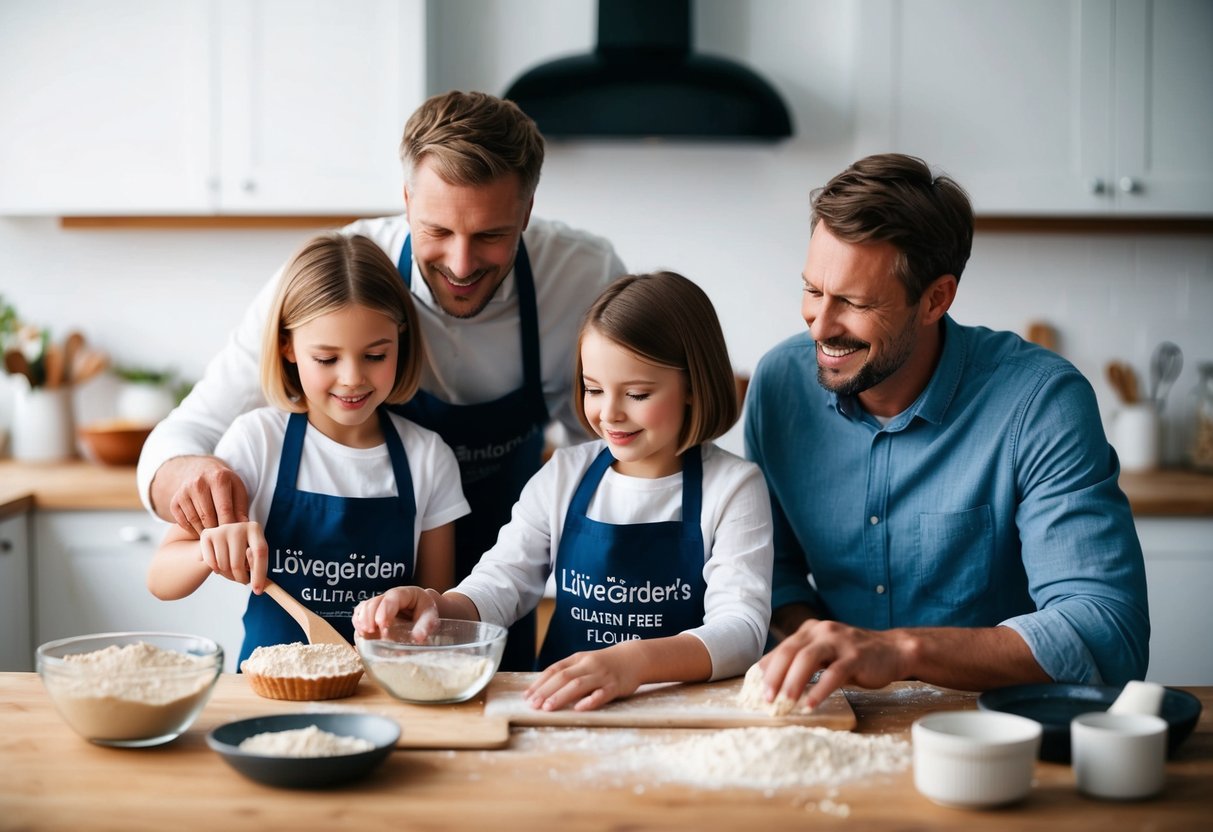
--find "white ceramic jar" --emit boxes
[115,381,175,425]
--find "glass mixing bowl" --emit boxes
[356,619,506,704]
[37,631,223,747]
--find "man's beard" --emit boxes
[815,318,916,397]
[418,263,502,319]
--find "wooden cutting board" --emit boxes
[485,672,857,730]
[196,674,510,749]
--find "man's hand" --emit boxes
[758,618,916,709]
[152,455,249,534]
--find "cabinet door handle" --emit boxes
[1118,176,1142,194]
[117,526,153,544]
[1089,178,1107,195]
[0,538,11,553]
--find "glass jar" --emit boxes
[1191,362,1213,472]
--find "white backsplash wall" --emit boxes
[3,216,1210,464]
[2,0,1211,464]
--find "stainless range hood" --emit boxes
[503,0,793,141]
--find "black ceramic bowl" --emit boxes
[206,713,400,788]
[977,683,1202,763]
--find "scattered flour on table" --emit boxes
[240,643,361,678]
[604,726,910,791]
[504,725,909,794]
[44,642,216,740]
[369,653,492,701]
[736,663,814,716]
[237,725,373,757]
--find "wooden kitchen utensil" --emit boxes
[42,343,64,388]
[4,349,35,386]
[1106,361,1139,404]
[1025,321,1058,352]
[62,330,85,384]
[70,347,109,385]
[263,581,352,648]
[484,673,858,731]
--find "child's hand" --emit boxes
[353,587,439,641]
[524,647,642,712]
[199,521,269,593]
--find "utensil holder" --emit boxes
[12,383,75,462]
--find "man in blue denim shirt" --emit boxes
[745,154,1149,709]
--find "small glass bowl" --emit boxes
[37,631,223,747]
[356,619,506,704]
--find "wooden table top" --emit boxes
[1,673,1209,831]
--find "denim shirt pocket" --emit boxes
[916,505,994,609]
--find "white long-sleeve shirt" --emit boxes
[137,214,625,512]
[455,440,774,680]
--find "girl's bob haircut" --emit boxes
[574,271,739,454]
[261,233,423,412]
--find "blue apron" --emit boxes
[536,445,707,669]
[238,409,416,665]
[394,235,548,670]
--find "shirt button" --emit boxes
[875,585,886,594]
[869,516,879,525]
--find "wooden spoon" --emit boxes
[263,581,353,648]
[43,343,64,388]
[62,331,85,384]
[4,349,35,386]
[71,348,109,385]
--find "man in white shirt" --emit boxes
[138,90,625,668]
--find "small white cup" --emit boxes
[1112,403,1159,472]
[1071,712,1167,800]
[912,711,1042,808]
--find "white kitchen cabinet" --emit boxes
[0,0,425,216]
[33,511,247,672]
[1136,518,1213,685]
[0,512,33,672]
[854,0,1213,216]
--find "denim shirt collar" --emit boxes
[828,314,966,431]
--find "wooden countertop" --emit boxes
[1,673,1209,831]
[0,460,141,516]
[4,460,1213,517]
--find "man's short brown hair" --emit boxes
[811,153,974,303]
[400,90,545,200]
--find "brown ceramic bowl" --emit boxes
[77,420,154,466]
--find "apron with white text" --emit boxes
[394,234,547,670]
[536,446,707,668]
[238,409,416,665]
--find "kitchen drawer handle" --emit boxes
[1089,178,1107,195]
[1118,176,1142,194]
[0,538,11,553]
[117,526,153,544]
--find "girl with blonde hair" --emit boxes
[149,234,468,663]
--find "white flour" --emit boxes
[43,642,217,740]
[736,663,814,716]
[604,726,910,791]
[502,723,910,796]
[237,725,373,757]
[240,643,361,678]
[369,653,492,701]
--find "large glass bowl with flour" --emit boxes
[356,619,506,704]
[37,632,223,747]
